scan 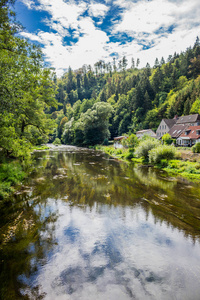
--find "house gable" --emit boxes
[156,119,177,138]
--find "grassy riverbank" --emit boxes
[0,159,26,200]
[0,145,50,200]
[98,145,200,182]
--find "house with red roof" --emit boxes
[156,114,200,145]
[177,126,200,146]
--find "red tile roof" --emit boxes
[180,126,200,140]
[114,136,127,140]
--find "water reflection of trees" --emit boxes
[1,148,200,298]
[0,189,59,299]
[30,150,200,239]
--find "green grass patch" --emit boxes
[33,145,50,151]
[164,159,200,181]
[99,146,131,161]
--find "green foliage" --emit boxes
[0,0,57,158]
[190,97,200,114]
[116,149,122,155]
[0,160,25,199]
[162,133,173,145]
[125,148,135,159]
[126,134,138,148]
[53,138,61,145]
[62,102,113,146]
[165,159,200,180]
[103,138,109,145]
[192,142,200,153]
[135,139,160,161]
[149,145,177,164]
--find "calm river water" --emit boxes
[1,145,200,300]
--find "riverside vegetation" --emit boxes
[99,134,200,182]
[1,0,200,199]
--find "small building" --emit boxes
[156,118,177,139]
[114,136,127,141]
[136,129,156,139]
[177,126,200,147]
[168,124,189,145]
[114,136,127,148]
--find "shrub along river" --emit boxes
[1,145,200,300]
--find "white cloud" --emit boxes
[111,0,200,66]
[113,0,176,34]
[20,0,35,10]
[88,3,109,18]
[19,0,200,75]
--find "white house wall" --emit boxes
[156,120,170,138]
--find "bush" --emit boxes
[53,138,61,145]
[103,138,109,146]
[126,134,138,148]
[162,133,173,145]
[149,145,177,164]
[124,148,134,160]
[135,139,160,161]
[192,142,200,153]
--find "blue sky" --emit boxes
[15,0,200,76]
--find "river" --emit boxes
[0,145,200,300]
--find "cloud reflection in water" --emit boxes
[33,199,200,300]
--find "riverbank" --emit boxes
[0,159,26,200]
[98,145,200,182]
[0,145,51,200]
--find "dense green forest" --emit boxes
[52,39,200,146]
[1,0,200,154]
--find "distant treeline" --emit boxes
[1,1,200,154]
[52,37,200,146]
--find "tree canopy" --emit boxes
[0,0,57,157]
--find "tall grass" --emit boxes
[0,161,25,199]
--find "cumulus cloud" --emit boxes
[20,0,35,10]
[113,0,176,34]
[19,0,200,75]
[88,3,109,18]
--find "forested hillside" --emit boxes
[52,38,200,146]
[1,1,200,151]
